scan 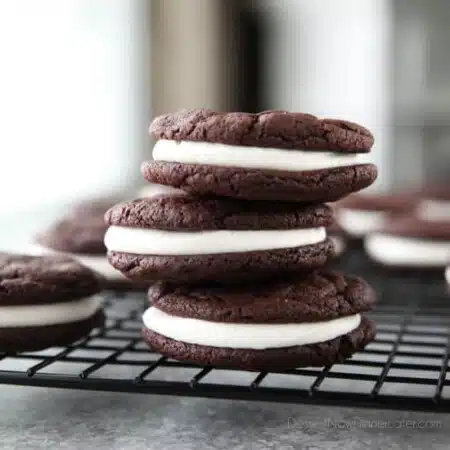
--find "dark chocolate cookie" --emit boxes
[0,253,105,353]
[107,240,335,284]
[414,183,450,201]
[142,316,375,371]
[35,206,149,290]
[148,271,376,323]
[149,109,374,151]
[0,310,104,354]
[364,217,450,270]
[72,197,123,217]
[105,196,333,231]
[378,217,450,240]
[336,192,418,214]
[141,162,378,203]
[144,109,377,202]
[0,253,102,305]
[105,196,335,283]
[36,215,107,254]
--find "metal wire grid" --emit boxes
[0,251,449,412]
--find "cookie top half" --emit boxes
[149,109,374,152]
[36,214,107,254]
[336,192,418,214]
[148,271,376,323]
[377,217,450,240]
[0,253,102,305]
[105,195,333,231]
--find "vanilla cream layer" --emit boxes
[1,296,101,328]
[137,183,186,199]
[143,307,361,350]
[365,234,450,267]
[104,226,326,255]
[29,244,126,280]
[417,200,450,222]
[152,139,369,171]
[337,209,386,237]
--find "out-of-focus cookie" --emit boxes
[335,192,417,239]
[0,253,104,353]
[365,217,450,269]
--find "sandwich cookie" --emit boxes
[142,109,378,203]
[104,196,335,283]
[334,192,418,239]
[0,253,104,353]
[142,271,376,371]
[365,217,450,269]
[415,185,450,222]
[34,207,146,290]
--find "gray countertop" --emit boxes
[0,386,449,449]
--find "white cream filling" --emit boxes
[152,139,369,171]
[143,307,361,350]
[69,254,127,280]
[445,267,450,285]
[365,234,450,267]
[27,244,126,280]
[104,226,326,255]
[417,200,450,222]
[137,183,186,199]
[0,295,101,328]
[336,209,387,237]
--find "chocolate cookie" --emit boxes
[334,192,418,238]
[142,109,377,202]
[364,217,450,269]
[336,192,418,213]
[141,271,376,371]
[71,197,124,217]
[148,271,376,323]
[149,109,374,151]
[35,203,147,290]
[0,253,101,305]
[36,215,107,254]
[0,253,104,353]
[143,317,375,371]
[105,196,333,231]
[104,197,336,283]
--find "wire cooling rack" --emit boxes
[0,248,449,412]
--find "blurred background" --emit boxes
[0,0,448,223]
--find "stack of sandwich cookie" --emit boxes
[143,272,376,371]
[104,196,335,283]
[0,253,104,353]
[34,200,148,290]
[142,109,377,202]
[104,108,378,370]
